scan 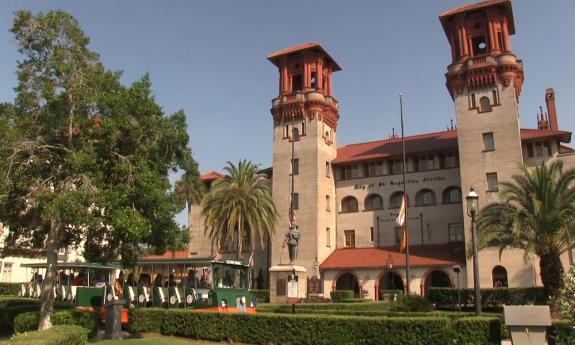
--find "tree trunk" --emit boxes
[38,218,60,330]
[236,217,242,260]
[539,252,565,298]
[187,202,193,252]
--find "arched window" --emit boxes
[364,194,383,210]
[389,192,408,209]
[479,96,492,112]
[415,189,436,206]
[442,187,462,204]
[341,196,359,213]
[492,266,508,288]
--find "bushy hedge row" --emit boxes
[548,320,575,345]
[250,289,270,303]
[258,301,390,313]
[427,287,548,310]
[129,308,502,345]
[0,283,20,296]
[389,295,434,312]
[6,325,89,345]
[0,298,74,334]
[330,290,354,302]
[14,310,100,337]
[453,317,502,345]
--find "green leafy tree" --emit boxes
[477,161,575,297]
[174,167,204,241]
[201,160,278,259]
[0,10,193,330]
[554,265,575,322]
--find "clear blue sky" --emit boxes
[1,0,574,226]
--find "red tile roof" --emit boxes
[320,243,466,270]
[439,0,514,36]
[267,42,342,71]
[333,130,458,164]
[333,128,572,165]
[144,250,189,260]
[519,128,571,142]
[200,171,223,181]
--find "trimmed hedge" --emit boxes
[0,283,20,296]
[549,320,575,345]
[130,308,453,345]
[129,308,502,345]
[6,325,89,345]
[427,287,548,310]
[389,295,434,312]
[258,301,390,313]
[14,310,100,337]
[0,299,75,334]
[454,317,502,345]
[250,289,270,303]
[330,290,354,302]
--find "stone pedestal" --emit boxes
[269,265,307,303]
[104,299,124,340]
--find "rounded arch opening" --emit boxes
[492,265,508,288]
[479,96,492,112]
[442,186,462,204]
[423,270,453,295]
[379,271,404,292]
[389,192,408,209]
[341,196,359,213]
[364,194,383,210]
[335,272,360,297]
[415,189,437,206]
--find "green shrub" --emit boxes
[389,295,434,312]
[427,287,548,310]
[453,317,502,345]
[258,301,390,313]
[0,299,75,334]
[330,290,354,302]
[6,324,89,345]
[14,310,100,337]
[339,298,371,303]
[548,320,575,345]
[131,308,454,345]
[249,289,270,303]
[0,283,20,296]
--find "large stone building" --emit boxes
[188,0,574,300]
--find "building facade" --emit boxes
[188,0,574,299]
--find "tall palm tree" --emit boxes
[201,160,278,259]
[174,169,204,235]
[478,161,575,297]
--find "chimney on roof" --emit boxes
[545,88,558,130]
[537,106,549,130]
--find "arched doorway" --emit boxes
[378,271,404,292]
[335,272,360,297]
[492,266,508,288]
[423,270,453,295]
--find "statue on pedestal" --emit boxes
[286,225,300,265]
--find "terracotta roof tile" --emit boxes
[320,243,466,270]
[439,0,514,36]
[333,130,458,164]
[267,42,342,71]
[144,250,189,260]
[333,128,572,165]
[559,145,575,154]
[200,171,223,181]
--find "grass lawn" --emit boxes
[95,335,238,345]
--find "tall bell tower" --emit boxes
[267,43,340,299]
[440,0,528,288]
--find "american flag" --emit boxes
[213,247,221,261]
[288,207,296,228]
[396,194,408,253]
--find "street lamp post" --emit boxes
[466,187,481,316]
[452,265,461,311]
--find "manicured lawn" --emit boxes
[95,335,236,345]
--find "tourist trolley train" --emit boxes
[20,257,256,323]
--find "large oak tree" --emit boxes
[0,10,194,329]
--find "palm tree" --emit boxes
[174,169,204,235]
[477,161,575,297]
[201,160,278,259]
